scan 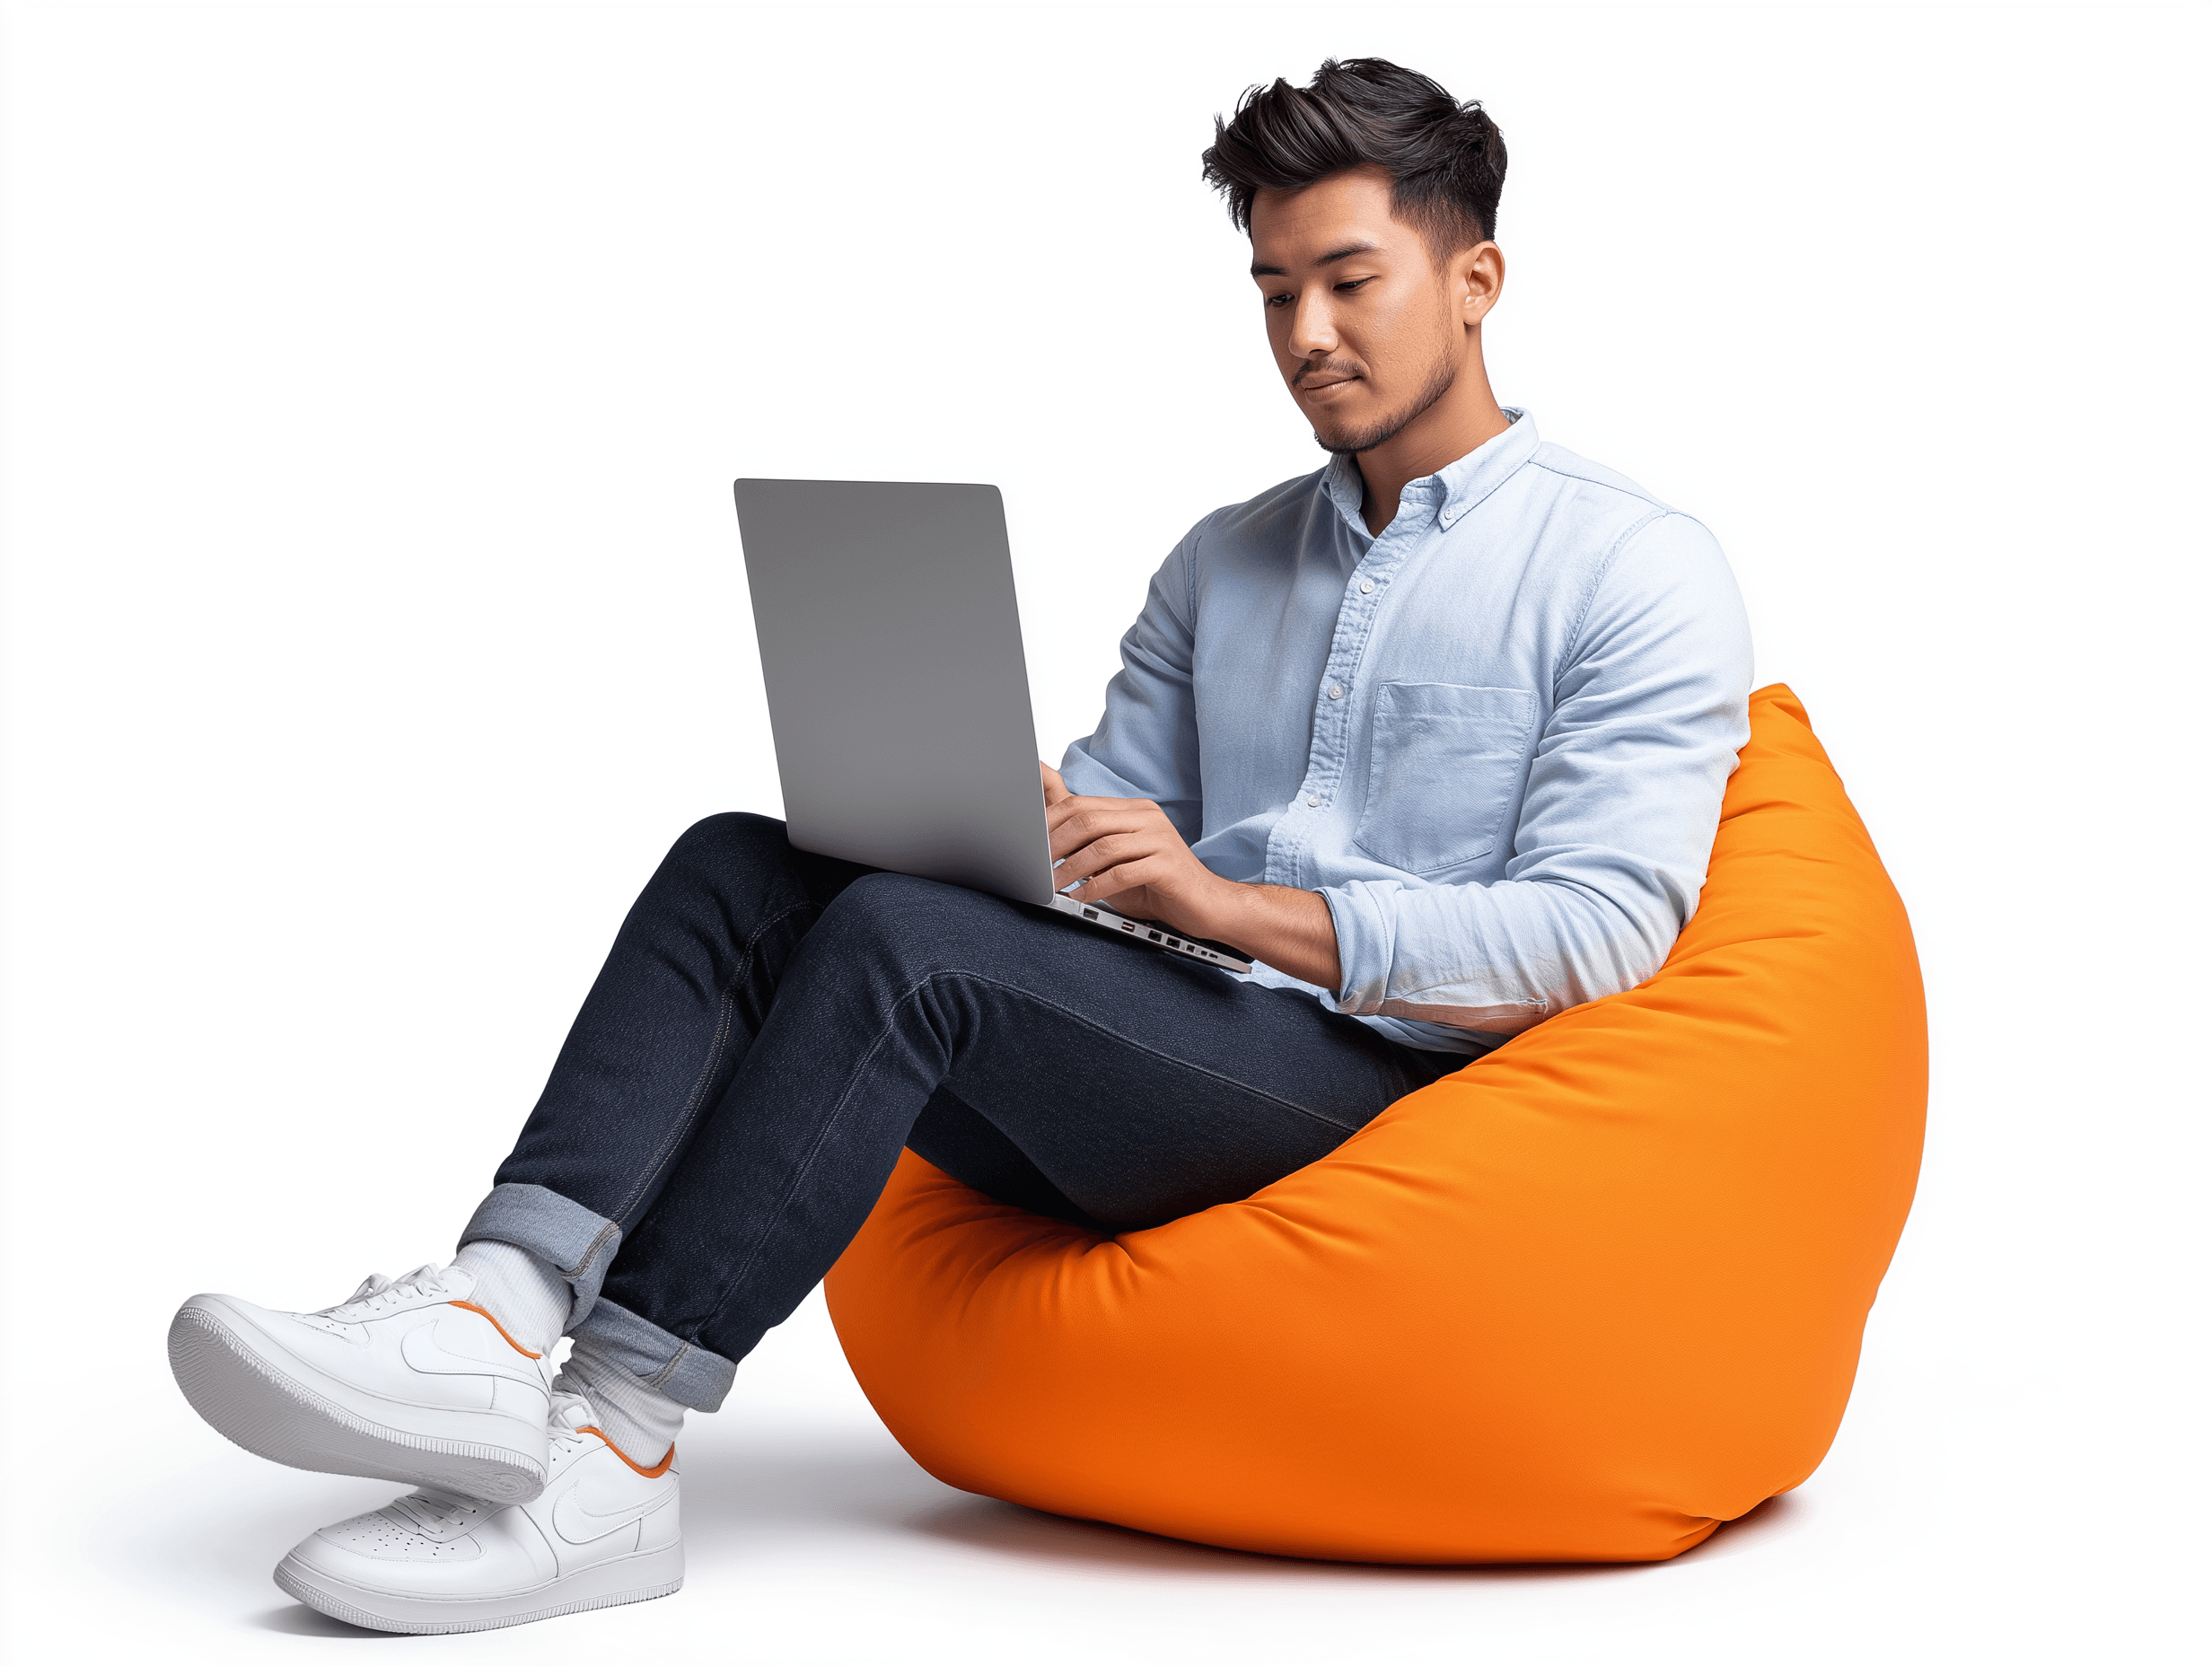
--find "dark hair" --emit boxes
[1200,58,1506,257]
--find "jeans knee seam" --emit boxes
[605,988,735,1227]
[607,899,821,1228]
[690,973,938,1339]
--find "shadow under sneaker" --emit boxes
[169,1264,553,1503]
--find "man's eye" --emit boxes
[1265,293,1293,309]
[1335,277,1374,294]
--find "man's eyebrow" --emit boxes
[1249,240,1382,278]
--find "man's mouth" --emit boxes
[1298,374,1356,393]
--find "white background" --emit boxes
[2,1,2204,1660]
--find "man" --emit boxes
[169,58,1751,1632]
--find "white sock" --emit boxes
[451,1240,571,1358]
[554,1339,686,1468]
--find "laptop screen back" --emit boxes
[733,478,1057,906]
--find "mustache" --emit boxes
[1293,358,1363,387]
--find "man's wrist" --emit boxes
[1189,879,1342,990]
[1176,871,1242,943]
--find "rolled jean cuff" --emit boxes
[567,1294,739,1413]
[457,1182,622,1332]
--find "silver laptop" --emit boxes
[733,478,1253,975]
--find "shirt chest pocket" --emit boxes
[1352,682,1536,874]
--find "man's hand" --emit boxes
[1040,763,1343,989]
[1041,762,1219,928]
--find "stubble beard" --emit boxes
[1310,346,1460,457]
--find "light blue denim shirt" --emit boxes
[1060,411,1754,1057]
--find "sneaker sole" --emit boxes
[272,1544,684,1634]
[168,1302,548,1503]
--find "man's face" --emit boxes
[1248,167,1468,457]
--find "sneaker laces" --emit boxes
[383,1489,488,1534]
[317,1263,456,1322]
[549,1389,599,1455]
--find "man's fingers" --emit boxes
[1045,792,1162,830]
[1049,813,1140,860]
[1047,803,1162,858]
[1046,795,1107,837]
[1052,830,1155,885]
[1039,762,1071,804]
[1046,798,1163,836]
[1069,855,1159,903]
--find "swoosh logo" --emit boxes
[551,1485,667,1545]
[398,1315,512,1377]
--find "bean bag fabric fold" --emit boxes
[824,685,1926,1563]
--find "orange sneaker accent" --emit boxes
[447,1300,542,1359]
[580,1427,675,1477]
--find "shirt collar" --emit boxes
[1321,408,1539,539]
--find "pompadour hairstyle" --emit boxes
[1200,58,1507,258]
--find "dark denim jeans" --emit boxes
[461,813,1457,1409]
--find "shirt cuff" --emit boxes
[1320,881,1546,1037]
[1319,881,1392,1013]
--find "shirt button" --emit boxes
[1328,683,1344,700]
[1359,578,1375,594]
[1306,794,1321,808]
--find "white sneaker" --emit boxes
[169,1264,554,1503]
[273,1394,682,1634]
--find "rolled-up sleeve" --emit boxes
[1321,512,1754,1036]
[1058,536,1207,847]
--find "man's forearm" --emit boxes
[1193,881,1342,991]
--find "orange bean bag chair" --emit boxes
[824,685,1926,1563]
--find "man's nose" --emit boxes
[1287,292,1338,359]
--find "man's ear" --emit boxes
[1456,241,1505,328]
